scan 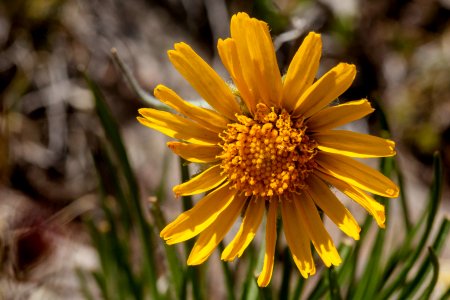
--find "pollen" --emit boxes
[219,103,318,198]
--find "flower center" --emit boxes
[219,103,318,198]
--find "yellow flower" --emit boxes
[138,12,399,287]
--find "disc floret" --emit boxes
[219,103,318,197]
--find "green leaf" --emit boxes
[111,48,166,108]
[219,242,237,300]
[291,277,305,300]
[151,152,184,299]
[84,73,160,299]
[92,270,110,300]
[376,152,443,300]
[418,248,439,300]
[307,273,327,300]
[243,225,267,300]
[335,243,354,284]
[394,158,412,231]
[328,267,342,300]
[345,216,372,300]
[91,141,132,231]
[279,247,292,300]
[398,218,450,298]
[240,244,257,300]
[352,158,392,300]
[178,159,205,300]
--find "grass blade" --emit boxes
[279,247,292,300]
[328,267,342,300]
[352,157,392,300]
[219,242,237,300]
[398,218,450,298]
[84,73,160,299]
[418,248,440,300]
[394,159,412,231]
[344,216,372,299]
[151,152,184,298]
[376,152,443,300]
[290,277,304,300]
[111,48,166,108]
[179,159,205,300]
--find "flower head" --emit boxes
[138,12,399,287]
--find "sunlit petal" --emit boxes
[173,164,227,196]
[168,43,241,120]
[306,99,374,131]
[316,152,399,198]
[218,38,256,113]
[293,63,356,119]
[283,32,322,112]
[167,142,222,163]
[281,199,316,278]
[314,130,396,158]
[316,171,386,228]
[187,194,246,265]
[138,109,219,145]
[307,174,360,240]
[257,200,278,287]
[222,198,265,261]
[154,85,228,132]
[230,12,282,107]
[161,182,236,244]
[294,193,342,267]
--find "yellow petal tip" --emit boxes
[187,256,202,266]
[220,254,235,262]
[307,31,321,39]
[386,187,399,198]
[167,49,177,57]
[257,278,269,288]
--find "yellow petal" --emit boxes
[257,200,278,287]
[293,63,356,119]
[187,194,246,265]
[217,38,256,113]
[316,152,399,198]
[154,85,229,132]
[281,199,316,278]
[167,142,222,163]
[168,42,241,120]
[173,164,227,197]
[294,193,342,267]
[230,12,282,107]
[161,182,235,244]
[306,174,360,240]
[316,171,386,228]
[137,109,219,145]
[283,32,322,112]
[306,99,374,131]
[314,130,396,158]
[221,198,265,261]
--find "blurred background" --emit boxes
[0,0,449,298]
